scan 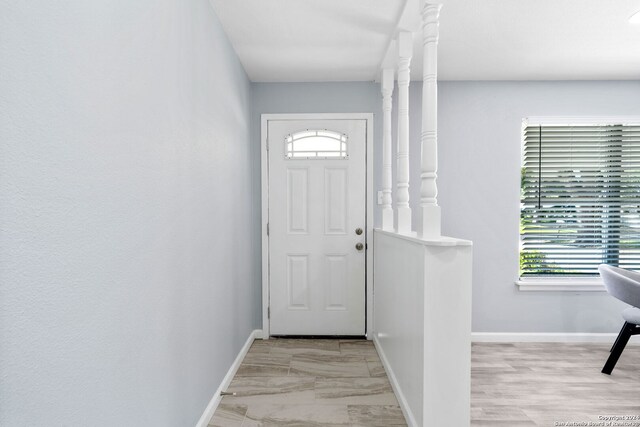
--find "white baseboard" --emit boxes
[372,336,418,427]
[472,332,640,344]
[195,329,262,427]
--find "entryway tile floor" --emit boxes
[207,338,407,427]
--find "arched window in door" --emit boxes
[285,130,348,159]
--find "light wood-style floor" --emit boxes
[471,342,640,426]
[209,339,640,426]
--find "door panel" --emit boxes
[286,254,309,309]
[325,254,348,310]
[324,168,348,234]
[287,168,308,234]
[268,119,366,335]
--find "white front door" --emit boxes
[267,118,367,335]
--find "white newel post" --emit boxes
[381,69,395,231]
[396,31,412,235]
[420,3,442,239]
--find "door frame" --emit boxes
[260,113,374,339]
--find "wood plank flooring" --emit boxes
[209,339,640,426]
[471,342,640,426]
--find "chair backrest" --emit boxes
[598,264,640,308]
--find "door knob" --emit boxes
[355,227,363,235]
[355,243,364,251]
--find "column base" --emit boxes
[420,205,441,239]
[382,208,394,232]
[396,207,412,235]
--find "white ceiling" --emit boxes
[210,0,640,82]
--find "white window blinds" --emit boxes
[521,123,640,276]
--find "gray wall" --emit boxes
[437,81,640,333]
[0,1,259,425]
[253,80,640,334]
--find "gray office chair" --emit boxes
[598,264,640,375]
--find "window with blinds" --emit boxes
[520,123,640,277]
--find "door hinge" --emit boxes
[267,306,270,318]
[366,243,368,250]
[267,222,269,236]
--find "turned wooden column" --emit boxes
[419,3,442,238]
[396,31,412,235]
[381,68,395,231]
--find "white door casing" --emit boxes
[264,117,370,336]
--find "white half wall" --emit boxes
[374,230,472,427]
[0,1,258,425]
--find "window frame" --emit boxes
[516,117,640,292]
[284,129,349,160]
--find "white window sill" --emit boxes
[515,278,606,292]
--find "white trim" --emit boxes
[194,329,261,427]
[373,335,418,427]
[472,332,640,344]
[260,113,375,339]
[375,228,472,247]
[261,113,374,121]
[525,116,640,126]
[516,278,606,292]
[365,115,374,340]
[260,117,270,339]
